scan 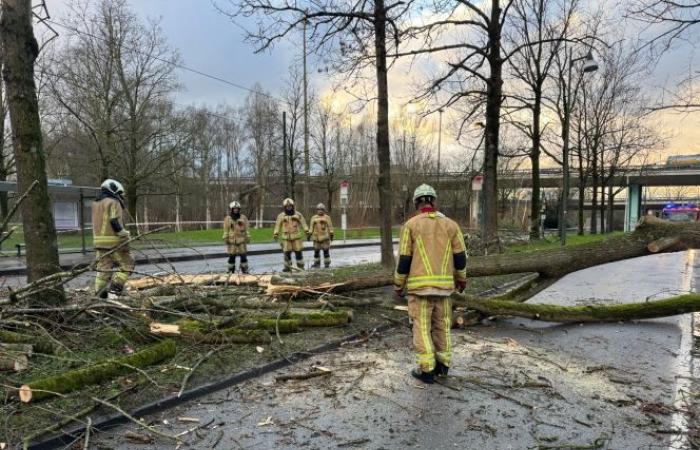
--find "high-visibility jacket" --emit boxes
[274,211,308,241]
[309,214,334,242]
[223,214,250,244]
[394,210,467,296]
[92,195,126,250]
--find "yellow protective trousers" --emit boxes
[407,295,452,372]
[94,248,135,294]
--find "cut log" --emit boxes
[149,323,181,336]
[452,310,481,328]
[647,237,680,253]
[465,217,700,278]
[18,340,176,403]
[127,274,272,291]
[0,354,28,372]
[0,330,56,354]
[0,343,33,356]
[451,292,700,324]
[170,319,273,343]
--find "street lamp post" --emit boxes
[560,47,598,246]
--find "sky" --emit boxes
[45,0,700,163]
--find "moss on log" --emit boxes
[18,340,176,402]
[0,330,56,354]
[173,319,273,343]
[451,292,700,323]
[281,310,353,327]
[238,319,300,333]
[465,217,700,278]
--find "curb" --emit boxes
[27,322,395,450]
[0,240,397,276]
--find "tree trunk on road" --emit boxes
[1,0,65,305]
[465,216,700,278]
[452,292,700,323]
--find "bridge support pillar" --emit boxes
[624,184,642,232]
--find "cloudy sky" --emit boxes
[46,0,700,162]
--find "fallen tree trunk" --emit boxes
[0,342,33,356]
[18,340,176,403]
[0,330,56,354]
[465,217,700,278]
[451,292,700,323]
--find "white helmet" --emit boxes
[316,203,326,211]
[101,179,125,196]
[282,198,295,207]
[229,201,241,209]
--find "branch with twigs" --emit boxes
[0,180,38,246]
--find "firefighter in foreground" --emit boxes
[92,179,135,298]
[394,184,468,384]
[222,201,251,273]
[308,203,334,268]
[273,198,309,271]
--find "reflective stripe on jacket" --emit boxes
[274,212,308,241]
[309,214,334,242]
[394,211,467,295]
[223,215,250,244]
[92,197,124,250]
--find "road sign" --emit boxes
[472,175,483,191]
[340,180,349,207]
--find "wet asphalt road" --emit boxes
[91,250,699,450]
[0,243,389,290]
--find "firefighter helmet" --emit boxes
[282,198,295,207]
[413,184,437,202]
[229,201,241,209]
[316,203,326,211]
[101,179,125,196]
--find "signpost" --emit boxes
[340,181,349,242]
[471,175,483,230]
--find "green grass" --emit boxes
[0,226,399,256]
[503,232,624,254]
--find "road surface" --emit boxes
[0,243,388,289]
[91,250,699,449]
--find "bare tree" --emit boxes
[49,0,182,217]
[506,0,579,239]
[223,0,416,267]
[1,0,64,304]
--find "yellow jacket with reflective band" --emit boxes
[274,212,308,241]
[394,211,467,295]
[92,196,125,250]
[223,214,250,244]
[309,214,334,242]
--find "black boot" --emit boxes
[435,361,449,377]
[411,368,435,384]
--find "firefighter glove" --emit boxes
[117,229,131,239]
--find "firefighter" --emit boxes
[92,179,135,298]
[273,198,309,272]
[394,184,468,384]
[222,201,251,274]
[308,203,334,268]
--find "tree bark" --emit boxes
[1,0,64,305]
[374,0,395,268]
[18,340,176,403]
[465,216,700,278]
[482,0,503,244]
[529,89,542,240]
[452,292,700,324]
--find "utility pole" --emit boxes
[303,19,310,210]
[282,111,289,196]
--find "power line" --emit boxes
[45,18,284,103]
